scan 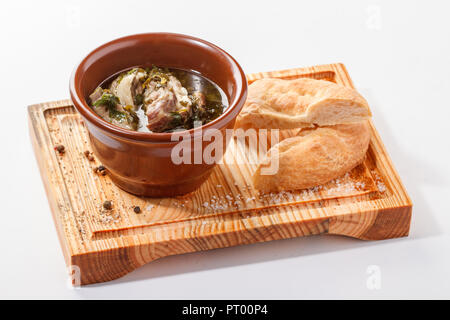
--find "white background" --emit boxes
[0,0,449,299]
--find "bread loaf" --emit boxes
[235,78,372,192]
[235,78,371,130]
[253,122,371,192]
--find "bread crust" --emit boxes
[235,78,371,130]
[253,122,371,192]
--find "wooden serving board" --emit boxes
[29,63,412,285]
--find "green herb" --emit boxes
[128,110,139,129]
[134,94,144,106]
[108,108,126,121]
[205,102,224,120]
[169,112,183,127]
[93,93,120,109]
[148,66,171,85]
[126,68,138,76]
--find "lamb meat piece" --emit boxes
[92,104,137,130]
[89,87,103,104]
[144,75,193,132]
[110,69,146,107]
[167,75,192,110]
[146,89,177,132]
[90,89,138,130]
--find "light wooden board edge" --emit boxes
[28,63,412,285]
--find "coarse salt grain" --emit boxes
[377,181,386,192]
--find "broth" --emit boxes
[89,66,228,133]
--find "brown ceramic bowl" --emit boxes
[70,33,247,197]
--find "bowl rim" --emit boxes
[69,32,247,142]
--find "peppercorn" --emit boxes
[84,150,95,161]
[54,144,65,154]
[94,165,107,175]
[103,200,112,210]
[133,206,141,214]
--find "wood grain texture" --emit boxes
[29,63,412,285]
